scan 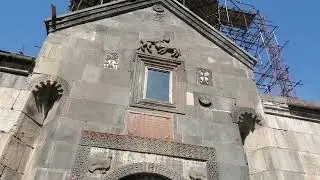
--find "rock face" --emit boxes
[0,1,319,180]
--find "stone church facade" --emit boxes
[0,0,320,180]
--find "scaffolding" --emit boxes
[69,0,302,97]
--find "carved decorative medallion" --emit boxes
[153,4,166,21]
[137,36,181,58]
[197,68,212,86]
[198,96,212,108]
[104,52,119,70]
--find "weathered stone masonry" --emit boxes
[0,0,320,180]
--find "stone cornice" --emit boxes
[0,50,35,76]
[262,96,320,123]
[45,0,257,69]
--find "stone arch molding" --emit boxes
[26,74,70,121]
[103,163,186,180]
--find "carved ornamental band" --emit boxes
[71,131,219,180]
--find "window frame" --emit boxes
[130,52,185,114]
[143,66,173,104]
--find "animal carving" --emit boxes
[189,171,207,180]
[137,36,181,58]
[88,155,112,174]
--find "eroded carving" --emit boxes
[32,80,63,119]
[27,74,70,121]
[197,68,212,85]
[137,36,181,58]
[189,171,207,180]
[198,96,212,107]
[104,52,119,70]
[88,155,112,174]
[232,106,263,143]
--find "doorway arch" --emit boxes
[103,162,186,180]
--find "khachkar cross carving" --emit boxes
[137,36,181,58]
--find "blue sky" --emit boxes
[0,1,319,101]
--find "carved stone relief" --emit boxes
[137,36,181,58]
[153,4,166,21]
[231,106,263,143]
[27,74,70,120]
[71,131,219,180]
[198,96,212,108]
[88,155,112,174]
[197,68,212,86]
[104,52,119,70]
[189,171,207,180]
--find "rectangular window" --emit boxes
[144,67,172,103]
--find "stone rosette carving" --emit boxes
[137,36,181,58]
[104,52,119,70]
[197,68,212,86]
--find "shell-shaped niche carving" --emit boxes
[27,75,70,121]
[32,80,63,119]
[231,106,263,144]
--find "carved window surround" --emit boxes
[130,52,186,114]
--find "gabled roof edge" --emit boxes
[45,0,257,69]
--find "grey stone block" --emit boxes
[54,118,85,144]
[0,167,21,180]
[34,141,54,168]
[218,163,249,180]
[50,141,77,170]
[0,136,25,171]
[0,87,19,109]
[182,135,202,145]
[81,65,102,83]
[13,114,41,147]
[34,168,65,180]
[67,98,126,125]
[202,123,242,145]
[212,110,233,124]
[18,145,32,174]
[69,81,130,105]
[212,96,236,112]
[215,144,247,166]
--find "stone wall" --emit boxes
[0,87,41,180]
[245,95,320,180]
[25,2,261,180]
